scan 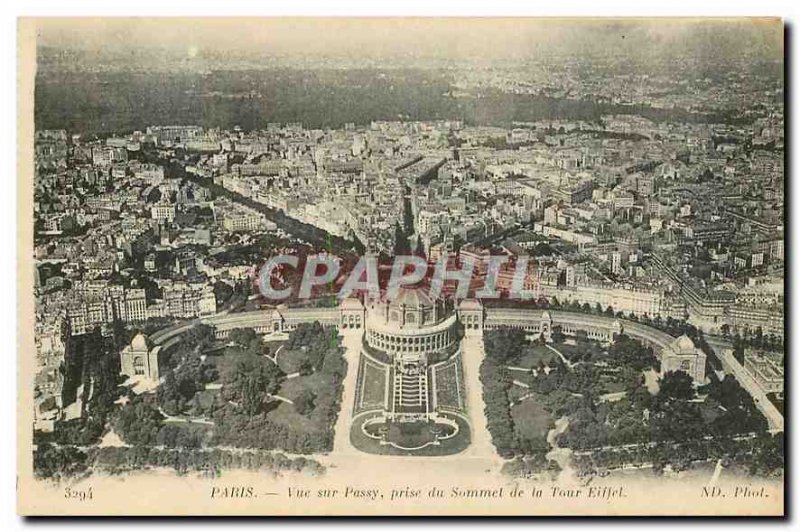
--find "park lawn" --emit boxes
[210,349,243,378]
[194,389,220,410]
[264,339,286,356]
[275,347,308,374]
[265,372,328,432]
[597,375,628,395]
[266,401,319,433]
[276,372,326,401]
[698,396,727,425]
[360,359,388,408]
[511,395,554,440]
[555,341,606,363]
[515,344,556,368]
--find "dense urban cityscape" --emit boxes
[30,20,783,491]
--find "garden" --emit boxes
[111,322,347,458]
[480,324,776,478]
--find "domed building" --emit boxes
[661,334,707,383]
[350,287,471,455]
[120,332,161,385]
[364,287,459,367]
[361,287,462,416]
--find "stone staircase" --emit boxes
[393,371,429,412]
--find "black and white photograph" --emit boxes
[15,15,786,517]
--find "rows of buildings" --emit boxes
[32,66,783,432]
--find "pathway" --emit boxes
[706,337,783,432]
[644,369,660,394]
[267,394,294,405]
[707,458,724,487]
[506,365,551,376]
[265,345,284,365]
[157,406,215,426]
[598,391,627,403]
[510,391,535,407]
[330,331,362,455]
[98,428,129,448]
[546,416,578,484]
[460,334,500,460]
[545,344,575,369]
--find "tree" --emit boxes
[551,325,566,344]
[621,366,645,393]
[656,371,695,402]
[484,329,528,364]
[221,355,284,416]
[750,433,784,476]
[183,323,215,350]
[286,322,334,371]
[650,399,705,442]
[146,187,162,203]
[393,222,410,256]
[608,334,657,371]
[413,235,425,257]
[113,400,165,446]
[629,385,652,410]
[703,375,768,435]
[294,390,317,416]
[228,328,261,354]
[156,424,205,449]
[33,444,88,479]
[402,191,415,234]
[481,360,517,458]
[752,326,764,348]
[298,359,314,376]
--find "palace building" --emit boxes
[360,287,462,419]
[189,293,707,387]
[145,289,716,455]
[347,287,470,454]
[364,288,459,363]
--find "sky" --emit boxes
[33,18,783,63]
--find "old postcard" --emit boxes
[17,17,785,516]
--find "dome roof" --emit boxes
[390,286,436,309]
[458,299,483,310]
[131,332,149,351]
[340,297,365,310]
[671,334,696,354]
